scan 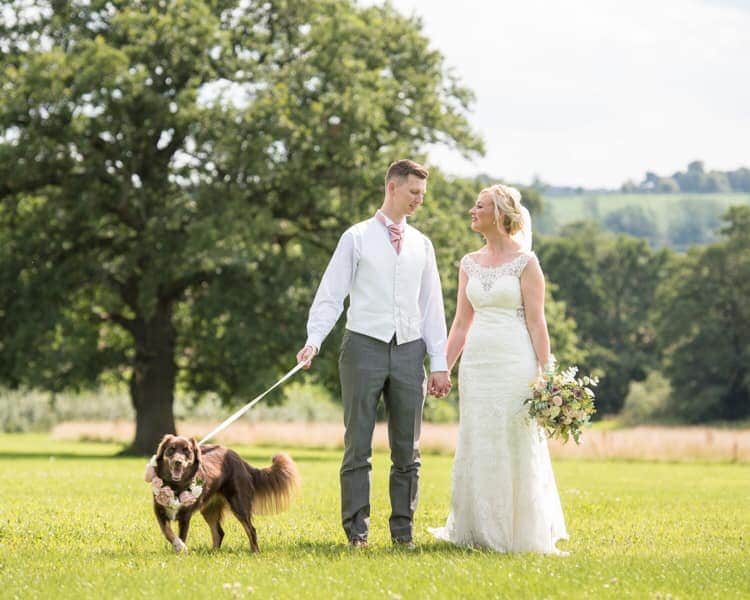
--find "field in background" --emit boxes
[542,192,750,222]
[538,192,750,243]
[0,433,747,599]
[51,420,750,462]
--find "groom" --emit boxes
[296,159,451,548]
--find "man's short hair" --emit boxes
[385,159,429,184]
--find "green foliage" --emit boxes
[0,383,342,432]
[655,206,750,421]
[543,281,586,368]
[666,198,724,249]
[602,205,661,247]
[537,226,672,415]
[245,382,342,423]
[422,395,459,423]
[620,371,672,425]
[0,391,58,432]
[0,435,748,598]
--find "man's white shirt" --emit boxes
[305,212,448,372]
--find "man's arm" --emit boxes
[296,230,357,368]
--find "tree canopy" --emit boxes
[655,206,750,421]
[536,224,671,415]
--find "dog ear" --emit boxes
[190,437,202,464]
[156,434,174,460]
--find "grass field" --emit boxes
[1,434,748,599]
[541,192,750,223]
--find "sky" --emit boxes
[374,0,750,188]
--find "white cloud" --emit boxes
[376,0,750,187]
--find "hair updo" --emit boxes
[481,184,525,236]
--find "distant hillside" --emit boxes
[537,193,750,251]
[619,161,750,194]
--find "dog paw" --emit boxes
[173,538,188,554]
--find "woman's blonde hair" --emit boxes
[480,184,525,236]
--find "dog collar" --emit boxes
[148,465,205,520]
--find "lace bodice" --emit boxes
[460,252,535,318]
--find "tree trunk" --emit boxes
[126,305,178,455]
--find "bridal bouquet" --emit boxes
[525,366,598,444]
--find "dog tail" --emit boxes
[249,453,300,516]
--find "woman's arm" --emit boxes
[520,256,551,372]
[446,266,475,373]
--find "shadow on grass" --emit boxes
[274,539,492,557]
[0,442,341,468]
[0,448,340,463]
[0,451,127,460]
[106,539,490,559]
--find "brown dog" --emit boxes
[150,434,300,553]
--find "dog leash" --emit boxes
[197,361,307,446]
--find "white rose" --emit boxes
[190,484,203,497]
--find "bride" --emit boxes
[429,184,568,554]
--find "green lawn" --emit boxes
[0,434,748,599]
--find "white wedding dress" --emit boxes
[430,251,568,553]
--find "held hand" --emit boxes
[440,372,453,397]
[427,371,452,398]
[296,345,317,369]
[427,373,438,396]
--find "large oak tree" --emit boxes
[0,0,482,452]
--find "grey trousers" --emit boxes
[338,330,427,542]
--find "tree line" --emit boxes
[621,161,750,193]
[2,1,747,453]
[536,210,749,422]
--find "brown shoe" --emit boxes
[348,538,369,549]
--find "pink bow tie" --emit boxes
[375,211,404,254]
